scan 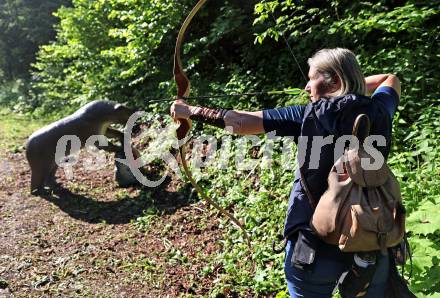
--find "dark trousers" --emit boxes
[284,238,389,298]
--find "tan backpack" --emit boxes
[307,114,405,254]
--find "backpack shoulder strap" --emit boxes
[352,114,371,142]
[299,168,317,209]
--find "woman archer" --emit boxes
[170,48,401,298]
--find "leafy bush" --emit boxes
[16,0,440,296]
[0,79,33,113]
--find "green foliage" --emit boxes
[254,0,440,119]
[0,79,29,111]
[2,0,439,296]
[0,0,70,82]
[32,0,182,114]
[30,0,309,115]
[0,0,71,113]
[387,104,440,296]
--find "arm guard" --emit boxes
[189,106,229,129]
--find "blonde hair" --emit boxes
[308,48,366,97]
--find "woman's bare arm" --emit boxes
[222,110,264,135]
[365,74,401,97]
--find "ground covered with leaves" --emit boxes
[0,129,234,297]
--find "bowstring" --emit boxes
[146,3,308,104]
[268,4,308,83]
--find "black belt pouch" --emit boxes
[291,230,319,270]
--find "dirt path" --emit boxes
[0,147,226,297]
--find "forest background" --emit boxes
[0,0,439,297]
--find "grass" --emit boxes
[0,108,52,153]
